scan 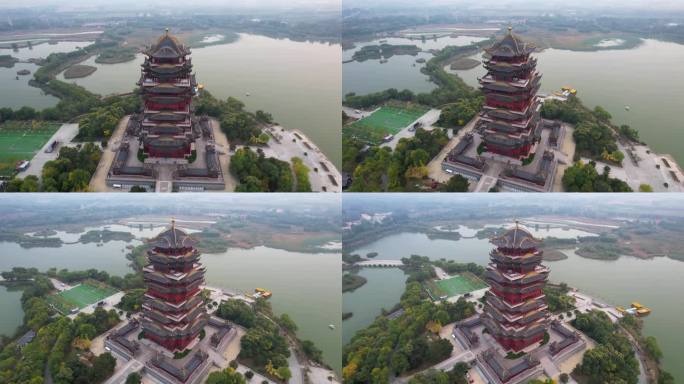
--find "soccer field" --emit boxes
[345,105,429,145]
[428,272,488,299]
[48,280,118,314]
[0,121,60,176]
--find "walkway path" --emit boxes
[426,116,479,184]
[89,115,128,192]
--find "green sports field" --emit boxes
[426,272,488,300]
[345,105,429,145]
[0,121,60,176]
[47,280,118,315]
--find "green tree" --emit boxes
[125,372,142,384]
[443,174,469,192]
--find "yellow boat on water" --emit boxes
[619,302,651,317]
[253,288,272,299]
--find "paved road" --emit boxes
[20,123,79,178]
[287,346,305,384]
[426,116,480,183]
[259,126,341,192]
[394,350,476,383]
[585,141,684,192]
[90,116,129,192]
[342,106,376,119]
[382,109,442,150]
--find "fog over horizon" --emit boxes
[0,0,339,12]
[342,0,684,12]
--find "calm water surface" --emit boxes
[55,34,342,167]
[342,35,489,96]
[0,41,91,109]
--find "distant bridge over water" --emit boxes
[356,259,404,267]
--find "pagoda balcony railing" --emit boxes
[483,104,529,115]
[143,299,204,318]
[145,294,202,312]
[488,263,549,279]
[143,315,206,336]
[485,267,548,285]
[141,77,192,87]
[489,280,545,294]
[482,81,541,97]
[485,93,536,105]
[486,55,534,65]
[487,304,548,324]
[144,275,204,290]
[486,292,546,313]
[483,315,546,335]
[144,304,204,324]
[489,250,542,264]
[144,106,191,115]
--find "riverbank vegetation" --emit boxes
[346,127,448,191]
[343,41,488,190]
[0,271,120,384]
[195,92,263,144]
[408,364,470,384]
[543,283,576,313]
[230,147,294,192]
[291,157,312,192]
[217,298,292,382]
[572,310,641,384]
[343,279,476,382]
[4,143,102,192]
[562,161,633,192]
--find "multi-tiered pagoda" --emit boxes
[482,222,549,352]
[479,27,542,159]
[142,220,207,351]
[138,29,197,159]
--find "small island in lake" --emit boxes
[449,57,481,70]
[63,64,97,79]
[17,69,31,75]
[95,46,138,64]
[0,55,19,68]
[352,43,421,62]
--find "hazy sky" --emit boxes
[342,0,684,12]
[0,0,339,11]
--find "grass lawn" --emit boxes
[344,105,429,145]
[426,272,488,300]
[47,279,118,315]
[0,121,60,176]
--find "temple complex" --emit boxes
[440,27,561,192]
[447,222,587,384]
[103,220,239,384]
[105,29,225,192]
[481,222,550,351]
[479,27,542,159]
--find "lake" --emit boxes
[0,224,341,373]
[450,39,684,165]
[343,224,684,381]
[0,41,92,109]
[342,35,489,96]
[54,34,342,167]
